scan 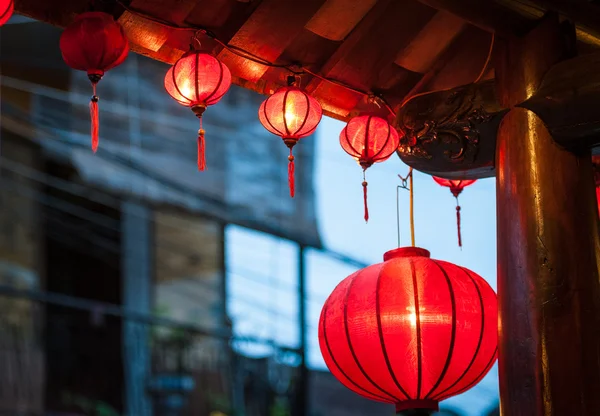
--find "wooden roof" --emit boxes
[13,0,600,122]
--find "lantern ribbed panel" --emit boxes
[339,115,400,166]
[59,12,129,77]
[0,0,13,26]
[164,52,232,107]
[258,86,322,139]
[318,247,497,411]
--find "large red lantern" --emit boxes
[60,12,129,152]
[165,50,231,171]
[258,78,323,198]
[0,0,13,26]
[340,115,400,222]
[433,177,476,248]
[319,246,497,414]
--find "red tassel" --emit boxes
[197,118,206,171]
[90,83,99,153]
[362,180,369,223]
[456,205,462,248]
[288,149,295,198]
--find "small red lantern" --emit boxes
[0,0,13,26]
[340,115,400,222]
[258,78,323,198]
[319,246,497,414]
[60,12,129,152]
[165,50,232,171]
[433,177,476,248]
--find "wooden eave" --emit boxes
[13,0,600,124]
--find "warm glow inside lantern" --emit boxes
[258,79,323,197]
[319,246,497,414]
[339,115,400,222]
[165,50,232,170]
[432,177,476,248]
[0,0,13,26]
[60,12,129,152]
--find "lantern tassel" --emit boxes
[363,170,369,223]
[456,197,462,249]
[288,149,295,198]
[197,118,206,171]
[90,83,99,153]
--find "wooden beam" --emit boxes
[415,0,532,36]
[494,13,600,416]
[394,10,465,73]
[497,0,600,47]
[216,0,325,82]
[519,50,600,150]
[304,0,377,41]
[521,0,600,41]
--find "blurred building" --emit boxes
[0,18,321,416]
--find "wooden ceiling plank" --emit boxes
[185,0,262,42]
[306,0,436,116]
[305,0,378,41]
[118,0,199,52]
[261,29,341,86]
[424,26,493,92]
[118,11,171,53]
[394,10,466,73]
[216,0,326,83]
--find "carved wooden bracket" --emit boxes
[396,51,600,180]
[395,80,506,179]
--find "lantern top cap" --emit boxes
[383,246,430,261]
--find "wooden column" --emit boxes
[495,14,600,415]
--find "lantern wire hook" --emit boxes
[191,31,202,50]
[397,167,415,247]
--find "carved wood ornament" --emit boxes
[395,80,505,179]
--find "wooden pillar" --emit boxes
[495,14,600,415]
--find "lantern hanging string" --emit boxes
[409,167,415,247]
[397,168,415,247]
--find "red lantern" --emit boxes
[60,12,129,152]
[433,177,476,248]
[258,79,323,197]
[0,0,13,26]
[340,115,400,222]
[319,246,497,413]
[165,50,232,171]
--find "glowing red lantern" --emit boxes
[433,177,476,248]
[165,50,231,171]
[258,78,323,197]
[0,0,13,26]
[340,115,400,222]
[319,246,497,414]
[60,12,129,152]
